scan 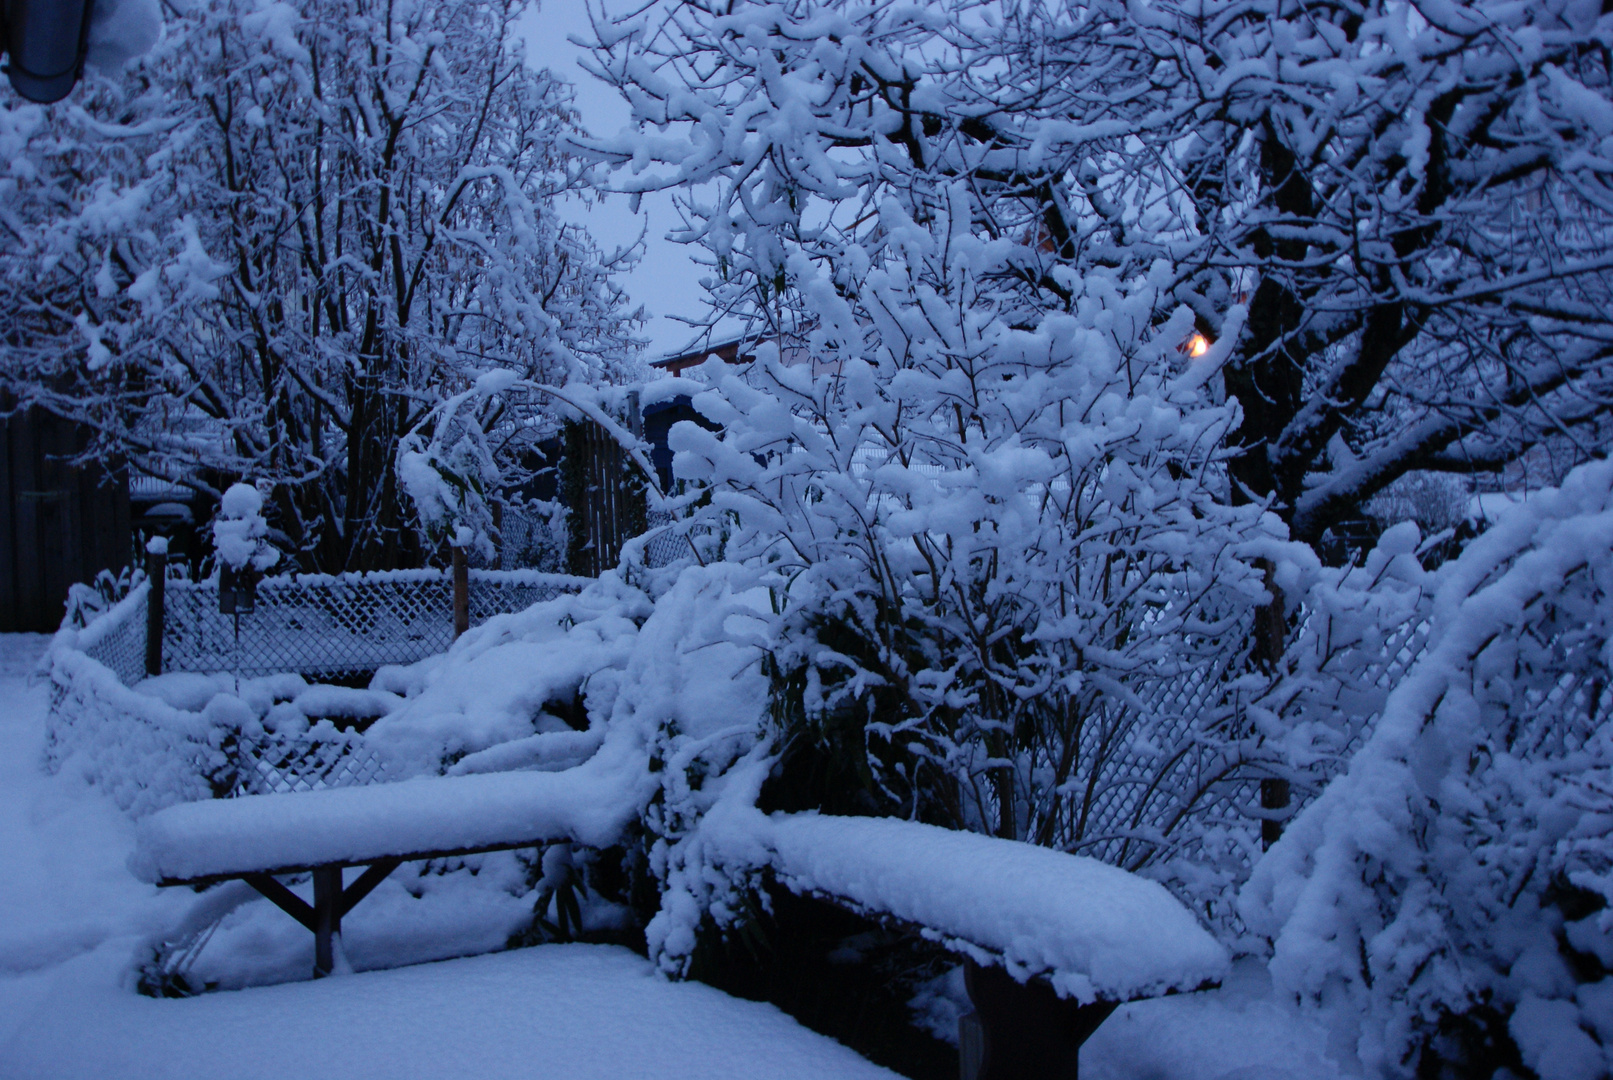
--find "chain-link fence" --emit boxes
[222,728,389,797]
[160,569,587,681]
[47,568,587,807]
[78,584,150,688]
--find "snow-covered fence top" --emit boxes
[43,568,589,816]
[160,568,588,680]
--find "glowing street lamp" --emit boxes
[2,0,96,103]
[1188,332,1211,358]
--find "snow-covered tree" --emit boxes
[0,0,642,571]
[575,7,1613,1023]
[581,0,1613,553]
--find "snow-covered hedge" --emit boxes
[1243,460,1613,1078]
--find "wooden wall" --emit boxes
[0,406,131,632]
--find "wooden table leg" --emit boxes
[312,865,343,978]
[961,959,1117,1080]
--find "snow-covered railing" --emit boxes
[759,814,1229,1004]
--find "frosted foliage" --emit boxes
[1242,460,1613,1077]
[396,387,505,562]
[0,0,642,572]
[580,3,1316,871]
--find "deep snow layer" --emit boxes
[1,944,904,1080]
[0,632,1348,1079]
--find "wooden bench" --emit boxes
[130,766,643,977]
[133,782,1227,1079]
[717,812,1230,1080]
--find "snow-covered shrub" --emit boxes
[574,0,1348,964]
[662,265,1304,867]
[1242,460,1613,1078]
[212,483,280,573]
[364,561,776,972]
[364,575,653,776]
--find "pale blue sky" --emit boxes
[516,1,709,361]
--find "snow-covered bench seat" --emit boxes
[750,814,1231,1080]
[131,769,639,977]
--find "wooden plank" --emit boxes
[157,835,555,888]
[312,865,342,977]
[12,409,46,630]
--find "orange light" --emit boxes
[1188,333,1211,358]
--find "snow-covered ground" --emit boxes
[0,632,1349,1079]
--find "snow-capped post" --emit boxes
[144,535,167,676]
[212,483,279,615]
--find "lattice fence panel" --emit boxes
[164,574,451,679]
[1060,602,1440,871]
[1066,620,1259,867]
[223,729,389,796]
[641,511,691,569]
[468,571,587,624]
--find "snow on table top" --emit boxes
[761,814,1229,1004]
[130,763,645,884]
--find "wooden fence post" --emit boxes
[145,535,166,676]
[451,545,469,639]
[490,499,504,569]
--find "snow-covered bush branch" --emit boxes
[580,0,1613,551]
[1244,460,1613,1078]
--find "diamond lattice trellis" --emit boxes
[224,729,390,796]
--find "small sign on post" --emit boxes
[218,565,259,614]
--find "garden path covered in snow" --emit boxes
[0,633,1346,1079]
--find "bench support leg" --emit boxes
[960,958,1117,1080]
[312,865,343,978]
[239,860,404,980]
